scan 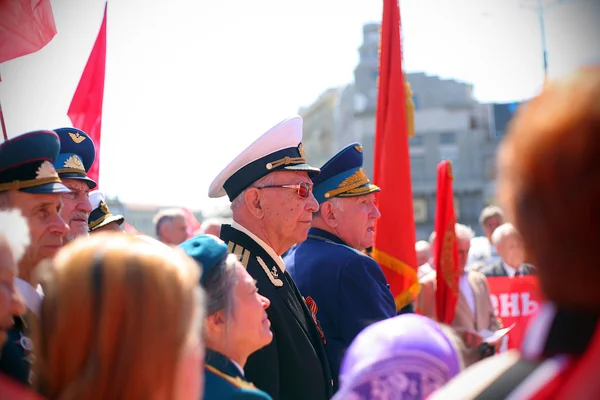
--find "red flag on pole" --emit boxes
[68,3,107,187]
[433,161,460,324]
[372,0,418,311]
[0,0,57,63]
[0,0,57,141]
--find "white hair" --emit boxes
[415,240,431,252]
[491,223,520,246]
[327,197,345,212]
[454,223,475,241]
[479,206,504,226]
[230,174,277,213]
[0,209,31,264]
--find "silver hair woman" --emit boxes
[180,234,273,400]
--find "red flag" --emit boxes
[0,0,57,63]
[0,0,57,140]
[433,161,459,324]
[68,3,107,187]
[372,0,418,311]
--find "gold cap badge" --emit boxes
[68,132,87,144]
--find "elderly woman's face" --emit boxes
[0,243,26,350]
[228,263,272,356]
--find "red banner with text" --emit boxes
[486,276,543,349]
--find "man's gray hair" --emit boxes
[203,253,239,318]
[314,196,345,217]
[0,208,30,264]
[491,223,520,246]
[455,223,475,241]
[153,208,186,237]
[230,174,277,213]
[479,206,504,227]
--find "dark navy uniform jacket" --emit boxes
[203,349,272,400]
[284,228,396,390]
[220,224,333,400]
[0,315,33,386]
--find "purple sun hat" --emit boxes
[333,314,462,400]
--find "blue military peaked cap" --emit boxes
[312,142,380,204]
[180,234,230,284]
[208,116,320,201]
[53,127,97,189]
[0,130,71,194]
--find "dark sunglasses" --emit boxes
[255,182,314,198]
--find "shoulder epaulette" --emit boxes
[205,365,257,390]
[227,241,251,268]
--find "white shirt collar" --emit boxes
[502,261,520,277]
[14,278,43,316]
[231,221,287,272]
[230,359,245,376]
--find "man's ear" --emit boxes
[321,201,339,228]
[244,188,265,219]
[205,311,227,336]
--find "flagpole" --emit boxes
[0,69,7,141]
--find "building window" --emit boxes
[439,132,456,145]
[409,135,424,146]
[414,198,428,223]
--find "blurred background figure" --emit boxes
[415,240,431,267]
[181,234,273,400]
[333,314,463,400]
[481,223,535,277]
[88,190,125,234]
[0,210,41,399]
[0,210,28,353]
[467,206,505,268]
[418,223,502,367]
[432,65,600,399]
[153,208,189,246]
[416,240,433,279]
[33,233,204,400]
[197,217,224,237]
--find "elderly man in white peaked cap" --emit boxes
[208,116,333,400]
[88,191,125,233]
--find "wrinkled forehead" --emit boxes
[61,178,90,191]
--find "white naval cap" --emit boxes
[208,115,320,201]
[88,190,125,231]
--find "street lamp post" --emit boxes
[521,0,564,80]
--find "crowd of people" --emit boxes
[0,65,598,399]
